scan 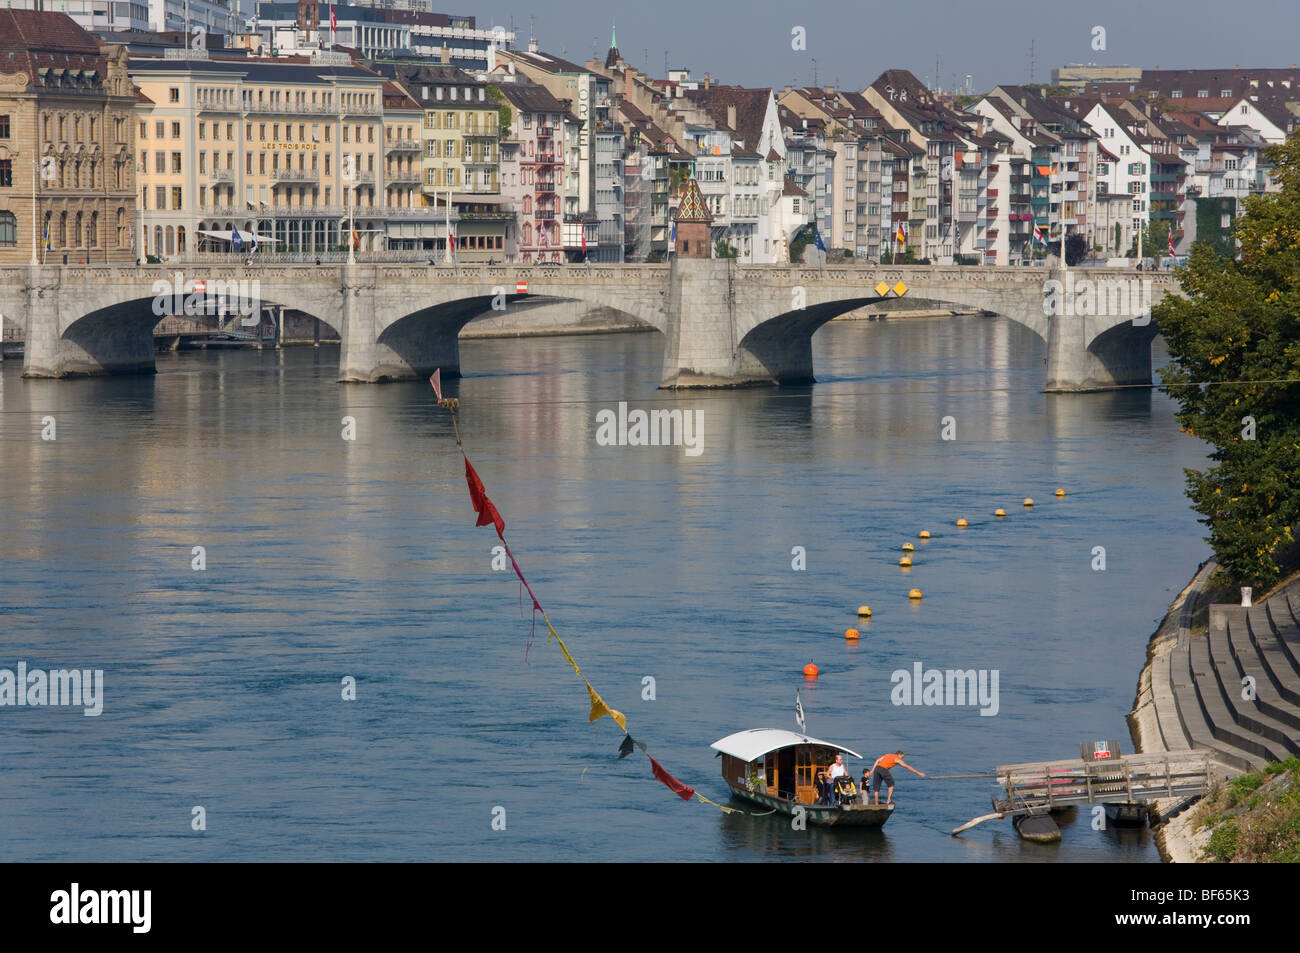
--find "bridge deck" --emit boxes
[992,751,1213,814]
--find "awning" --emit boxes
[710,728,863,763]
[198,229,277,245]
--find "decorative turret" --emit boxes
[674,178,712,258]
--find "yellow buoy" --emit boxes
[1023,497,1034,507]
[857,606,872,618]
[845,627,860,640]
[902,542,915,552]
[908,588,923,600]
[1055,488,1066,497]
[919,530,931,539]
[956,519,968,527]
[995,509,1007,517]
[899,556,912,567]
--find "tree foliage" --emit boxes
[1155,136,1300,586]
[1065,233,1087,266]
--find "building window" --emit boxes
[0,159,10,188]
[0,210,15,246]
[0,115,8,139]
[169,87,180,103]
[171,122,181,138]
[172,187,182,210]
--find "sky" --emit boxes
[465,0,1300,92]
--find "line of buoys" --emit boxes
[803,661,819,678]
[956,519,968,527]
[918,530,931,539]
[902,542,915,552]
[899,556,912,567]
[845,627,859,641]
[994,508,1007,517]
[1023,497,1034,507]
[1055,488,1066,497]
[857,606,872,617]
[908,588,923,600]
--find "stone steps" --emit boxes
[1167,638,1261,772]
[1207,613,1300,756]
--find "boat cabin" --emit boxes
[711,729,863,805]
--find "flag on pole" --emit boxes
[896,222,906,247]
[813,226,826,252]
[231,224,242,251]
[352,226,359,249]
[1033,223,1047,247]
[44,224,51,252]
[429,368,442,402]
[669,221,676,244]
[1168,230,1175,256]
[580,227,586,256]
[795,691,806,733]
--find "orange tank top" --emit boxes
[878,754,900,769]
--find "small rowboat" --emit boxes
[711,728,895,827]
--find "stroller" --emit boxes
[832,775,859,805]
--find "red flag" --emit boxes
[1168,230,1175,256]
[429,368,442,401]
[463,457,505,538]
[330,4,337,30]
[649,757,695,801]
[581,228,587,256]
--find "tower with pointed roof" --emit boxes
[674,178,713,258]
[604,25,622,69]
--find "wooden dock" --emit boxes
[952,749,1215,836]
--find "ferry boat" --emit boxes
[711,728,895,827]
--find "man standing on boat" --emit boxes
[867,751,924,805]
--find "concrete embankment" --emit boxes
[1130,561,1300,861]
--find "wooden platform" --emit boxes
[991,751,1213,815]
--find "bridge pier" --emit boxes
[660,258,813,388]
[1045,311,1158,392]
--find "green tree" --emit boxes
[1154,136,1300,587]
[1142,219,1171,258]
[714,237,738,259]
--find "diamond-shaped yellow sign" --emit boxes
[874,281,890,296]
[893,281,909,297]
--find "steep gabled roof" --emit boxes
[675,178,712,223]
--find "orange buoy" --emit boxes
[1023,497,1034,507]
[919,530,931,539]
[908,588,923,600]
[902,542,915,552]
[857,605,872,617]
[899,556,912,567]
[803,662,819,678]
[994,508,1007,517]
[956,518,968,527]
[845,628,859,640]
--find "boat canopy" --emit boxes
[711,729,863,763]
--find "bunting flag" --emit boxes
[464,457,506,538]
[650,757,695,801]
[1168,230,1175,256]
[433,372,732,814]
[586,680,627,732]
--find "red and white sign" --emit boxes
[193,280,206,292]
[515,281,528,294]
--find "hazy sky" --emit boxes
[470,0,1300,92]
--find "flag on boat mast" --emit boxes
[795,691,806,733]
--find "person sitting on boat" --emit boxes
[868,750,925,805]
[814,770,835,806]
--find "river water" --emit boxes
[0,314,1211,862]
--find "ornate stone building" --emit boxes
[0,10,138,265]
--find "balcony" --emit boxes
[207,168,234,183]
[272,168,320,184]
[536,210,556,220]
[196,97,239,113]
[386,139,422,153]
[387,170,421,184]
[245,101,336,116]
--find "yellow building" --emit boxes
[130,50,390,257]
[390,64,504,260]
[0,11,138,265]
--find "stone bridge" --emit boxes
[0,261,1178,391]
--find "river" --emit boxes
[0,314,1211,861]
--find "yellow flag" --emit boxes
[585,680,627,732]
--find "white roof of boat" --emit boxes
[711,729,863,762]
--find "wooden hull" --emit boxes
[726,784,895,827]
